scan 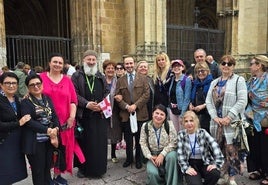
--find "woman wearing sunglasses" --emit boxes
[189,62,213,133]
[205,55,248,185]
[245,55,268,185]
[21,74,60,185]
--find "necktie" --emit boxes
[129,73,134,90]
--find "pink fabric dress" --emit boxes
[40,72,85,174]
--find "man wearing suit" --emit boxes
[115,56,150,169]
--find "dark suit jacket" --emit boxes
[0,95,21,144]
[115,73,150,122]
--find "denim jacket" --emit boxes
[168,74,192,116]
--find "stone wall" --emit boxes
[99,0,126,63]
[0,0,6,68]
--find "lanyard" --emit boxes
[154,127,162,149]
[189,134,197,157]
[86,75,95,94]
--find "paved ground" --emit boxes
[15,145,260,185]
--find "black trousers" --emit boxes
[27,141,52,185]
[185,159,220,185]
[121,121,143,163]
[247,128,268,174]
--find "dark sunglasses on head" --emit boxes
[221,61,233,67]
[195,69,206,74]
[28,82,42,88]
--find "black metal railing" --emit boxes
[167,25,225,63]
[6,35,72,69]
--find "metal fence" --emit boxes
[6,35,72,69]
[167,25,225,64]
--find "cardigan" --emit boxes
[205,74,248,144]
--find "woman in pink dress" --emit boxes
[40,53,85,185]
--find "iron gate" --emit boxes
[6,35,72,69]
[167,25,225,64]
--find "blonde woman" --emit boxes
[178,111,224,185]
[189,62,213,133]
[136,60,154,119]
[153,52,172,107]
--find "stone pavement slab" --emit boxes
[14,145,260,185]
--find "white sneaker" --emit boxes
[217,177,227,185]
[228,180,237,185]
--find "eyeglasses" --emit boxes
[3,82,18,86]
[221,61,233,67]
[28,82,42,88]
[195,69,207,74]
[116,67,123,70]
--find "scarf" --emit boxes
[191,74,213,102]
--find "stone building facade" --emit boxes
[0,0,267,72]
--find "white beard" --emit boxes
[84,63,98,76]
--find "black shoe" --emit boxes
[77,169,85,178]
[53,175,68,185]
[136,161,142,169]
[123,161,132,168]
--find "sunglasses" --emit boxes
[116,67,123,70]
[28,82,42,88]
[221,61,233,67]
[195,69,206,74]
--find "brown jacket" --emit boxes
[115,73,150,122]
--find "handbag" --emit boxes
[51,135,66,171]
[169,103,181,115]
[130,112,138,133]
[230,117,251,153]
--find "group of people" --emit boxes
[139,50,268,185]
[0,48,267,185]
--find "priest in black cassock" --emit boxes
[72,49,109,178]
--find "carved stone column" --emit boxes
[0,0,7,68]
[217,0,238,55]
[134,0,167,63]
[217,0,268,77]
[69,0,94,65]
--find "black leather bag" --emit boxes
[169,103,181,115]
[52,143,66,171]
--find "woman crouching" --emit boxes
[177,110,224,185]
[140,104,178,185]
